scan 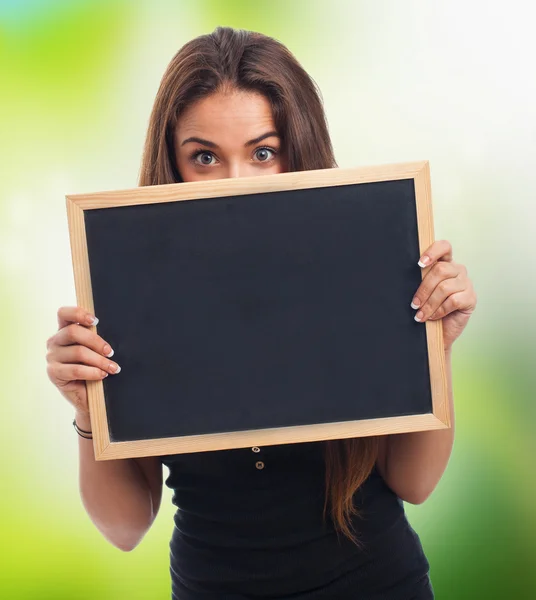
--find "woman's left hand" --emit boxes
[410,240,477,351]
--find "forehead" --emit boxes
[176,89,276,142]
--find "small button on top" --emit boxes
[252,447,260,453]
[255,461,265,470]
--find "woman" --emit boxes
[46,27,477,599]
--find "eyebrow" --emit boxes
[180,131,280,148]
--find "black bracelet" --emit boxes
[73,418,93,439]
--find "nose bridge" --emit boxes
[228,159,244,179]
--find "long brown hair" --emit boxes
[139,26,380,544]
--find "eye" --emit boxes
[254,147,276,162]
[193,151,216,166]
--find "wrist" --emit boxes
[74,411,92,431]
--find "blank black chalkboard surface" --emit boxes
[66,161,449,461]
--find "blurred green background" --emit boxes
[1,0,535,598]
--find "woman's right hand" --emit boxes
[46,306,121,416]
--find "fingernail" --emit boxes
[87,315,99,326]
[103,345,114,358]
[418,256,430,268]
[411,298,421,309]
[109,363,121,374]
[415,311,424,322]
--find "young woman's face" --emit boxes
[174,89,286,182]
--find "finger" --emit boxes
[57,306,98,330]
[53,323,114,358]
[49,362,110,384]
[411,261,461,310]
[417,240,453,269]
[53,345,121,375]
[428,289,475,321]
[414,276,466,322]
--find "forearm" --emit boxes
[74,411,155,551]
[384,348,455,504]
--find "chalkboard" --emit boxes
[66,162,449,460]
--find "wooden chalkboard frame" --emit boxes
[66,161,449,461]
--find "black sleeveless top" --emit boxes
[160,441,433,599]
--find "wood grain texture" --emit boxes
[66,161,427,210]
[66,197,111,459]
[413,163,449,427]
[98,413,448,460]
[66,161,449,460]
